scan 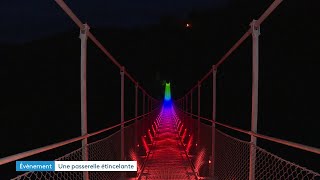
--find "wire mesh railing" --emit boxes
[11,147,84,180]
[253,144,320,180]
[215,128,320,180]
[175,107,320,180]
[214,128,250,179]
[10,109,160,180]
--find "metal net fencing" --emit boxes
[175,108,320,180]
[215,128,320,180]
[254,144,320,180]
[11,147,84,180]
[214,129,250,179]
[10,110,160,180]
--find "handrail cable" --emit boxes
[0,108,160,166]
[182,110,320,155]
[179,0,283,99]
[54,0,155,100]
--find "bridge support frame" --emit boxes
[135,83,139,152]
[120,66,125,161]
[182,97,184,128]
[189,92,192,133]
[186,95,188,114]
[120,66,125,179]
[186,95,188,128]
[211,65,217,178]
[148,96,151,130]
[142,93,145,137]
[249,19,260,180]
[80,23,89,180]
[190,92,193,117]
[197,81,201,149]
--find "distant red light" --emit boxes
[186,23,192,28]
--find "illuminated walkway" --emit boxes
[140,106,197,180]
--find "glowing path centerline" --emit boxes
[164,83,171,101]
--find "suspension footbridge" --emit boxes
[1,0,319,179]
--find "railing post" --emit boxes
[186,95,188,126]
[135,83,139,151]
[189,92,192,131]
[143,93,145,133]
[186,95,188,114]
[190,92,193,117]
[189,94,191,125]
[183,97,185,124]
[148,96,151,129]
[197,81,201,147]
[249,19,260,180]
[211,65,217,178]
[182,98,184,111]
[120,66,125,162]
[182,97,184,112]
[186,95,188,128]
[181,98,183,112]
[80,23,89,180]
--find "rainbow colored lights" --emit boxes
[164,82,171,101]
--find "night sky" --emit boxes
[1,0,320,178]
[1,0,229,43]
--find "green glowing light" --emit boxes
[164,83,171,101]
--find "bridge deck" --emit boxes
[140,109,197,180]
